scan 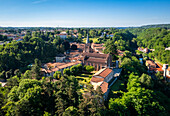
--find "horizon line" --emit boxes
[0,23,170,28]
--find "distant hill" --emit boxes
[140,24,170,29]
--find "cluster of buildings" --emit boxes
[41,34,122,98]
[137,46,170,82]
[0,31,26,41]
[41,34,113,75]
[146,60,170,82]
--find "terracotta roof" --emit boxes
[97,68,113,78]
[166,75,170,79]
[146,60,156,67]
[168,67,170,71]
[46,62,65,68]
[91,43,104,48]
[82,52,109,59]
[91,77,104,82]
[156,63,163,72]
[117,50,125,56]
[100,82,108,93]
[93,68,113,78]
[42,61,82,73]
[57,61,81,69]
[149,67,157,71]
[86,57,106,64]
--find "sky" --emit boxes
[0,0,170,27]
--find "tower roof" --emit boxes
[86,34,90,44]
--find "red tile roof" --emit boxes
[146,60,156,67]
[168,67,170,71]
[42,61,82,73]
[100,82,108,93]
[166,75,170,79]
[96,68,113,78]
[156,63,163,72]
[82,52,109,59]
[86,57,106,64]
[91,77,104,82]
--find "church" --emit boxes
[70,34,112,71]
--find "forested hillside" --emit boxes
[128,28,170,64]
[141,24,170,29]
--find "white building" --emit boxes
[162,64,170,82]
[59,32,67,39]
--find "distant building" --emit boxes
[0,82,6,87]
[165,47,170,51]
[13,37,23,41]
[117,50,125,56]
[55,32,67,39]
[71,33,78,38]
[138,47,149,53]
[162,64,170,82]
[106,34,114,38]
[91,43,105,54]
[146,60,157,73]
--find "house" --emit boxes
[91,43,105,53]
[138,47,149,53]
[41,61,82,77]
[117,50,125,56]
[90,68,114,99]
[90,68,122,100]
[146,60,157,73]
[0,82,6,87]
[59,32,67,39]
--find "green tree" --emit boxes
[53,71,61,79]
[63,106,78,116]
[85,65,94,73]
[139,73,154,88]
[70,66,78,76]
[63,68,71,76]
[31,59,41,80]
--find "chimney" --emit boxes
[162,64,168,80]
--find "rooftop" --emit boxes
[100,82,108,94]
[93,68,113,78]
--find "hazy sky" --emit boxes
[0,0,170,27]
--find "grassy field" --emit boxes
[110,79,124,91]
[83,37,99,43]
[75,73,93,93]
[108,79,124,99]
